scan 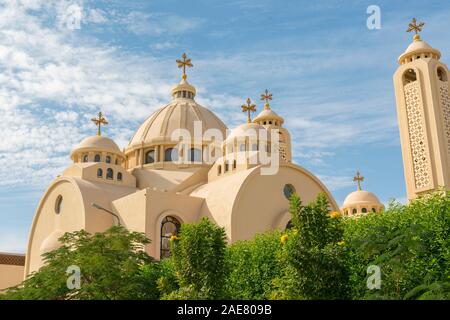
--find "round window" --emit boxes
[283,184,296,200]
[55,195,63,214]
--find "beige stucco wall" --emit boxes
[0,264,24,291]
[230,164,338,242]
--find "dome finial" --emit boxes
[176,53,193,80]
[407,18,425,41]
[91,111,108,136]
[241,98,256,123]
[260,89,273,110]
[353,170,364,191]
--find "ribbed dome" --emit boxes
[128,99,227,148]
[343,190,382,207]
[71,135,122,160]
[225,123,268,143]
[398,35,441,63]
[253,109,284,124]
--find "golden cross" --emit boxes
[260,89,273,108]
[407,18,425,35]
[353,170,364,191]
[241,98,256,123]
[91,111,108,136]
[176,53,193,79]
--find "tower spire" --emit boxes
[91,111,108,136]
[353,170,364,191]
[241,98,256,123]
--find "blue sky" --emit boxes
[0,0,449,252]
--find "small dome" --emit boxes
[171,77,196,98]
[342,190,382,207]
[39,229,65,254]
[70,135,122,160]
[398,35,441,63]
[225,122,268,143]
[253,109,284,125]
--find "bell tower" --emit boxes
[393,18,450,200]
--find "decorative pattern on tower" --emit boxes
[404,81,432,189]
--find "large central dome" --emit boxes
[128,78,227,147]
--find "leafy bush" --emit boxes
[225,231,284,299]
[344,190,450,300]
[273,193,350,299]
[164,217,228,300]
[1,226,157,300]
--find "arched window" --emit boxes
[106,168,113,180]
[225,161,229,172]
[97,168,103,178]
[437,67,448,81]
[239,144,246,152]
[189,148,202,163]
[283,184,296,200]
[115,159,119,165]
[362,208,367,213]
[83,155,88,162]
[105,155,111,164]
[233,160,237,169]
[145,150,155,164]
[372,208,376,213]
[94,154,101,162]
[117,172,122,181]
[55,195,63,214]
[403,69,417,84]
[218,165,222,175]
[160,216,181,259]
[344,210,348,216]
[165,148,178,162]
[352,208,357,215]
[285,220,294,230]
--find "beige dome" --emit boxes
[253,109,284,125]
[128,98,227,148]
[225,122,268,143]
[343,190,381,207]
[398,35,441,63]
[70,135,122,160]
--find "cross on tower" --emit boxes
[241,98,256,123]
[91,111,108,136]
[353,170,364,191]
[407,18,425,39]
[176,53,193,80]
[260,89,273,109]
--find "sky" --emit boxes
[0,0,449,253]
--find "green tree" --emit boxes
[225,231,284,299]
[274,193,350,299]
[1,226,158,300]
[164,217,228,300]
[344,190,450,300]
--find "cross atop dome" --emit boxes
[176,53,193,80]
[407,18,425,41]
[241,98,257,123]
[91,111,108,136]
[353,170,364,191]
[260,89,273,110]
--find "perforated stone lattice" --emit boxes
[404,81,432,189]
[439,81,450,158]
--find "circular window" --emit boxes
[55,195,63,214]
[283,184,296,200]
